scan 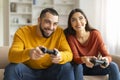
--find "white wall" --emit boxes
[0,0,102,46]
[79,0,102,30]
[79,0,107,45]
[0,0,9,46]
[0,0,3,46]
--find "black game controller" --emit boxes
[90,58,107,67]
[40,47,58,55]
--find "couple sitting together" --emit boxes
[4,8,120,80]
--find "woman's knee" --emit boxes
[73,64,83,74]
[109,62,119,71]
[110,62,118,68]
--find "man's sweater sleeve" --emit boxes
[58,30,73,64]
[8,29,31,63]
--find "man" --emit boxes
[4,8,74,80]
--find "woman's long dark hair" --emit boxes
[64,8,95,35]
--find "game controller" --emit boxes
[90,58,107,67]
[40,47,58,55]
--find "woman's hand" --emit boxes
[100,57,109,68]
[81,56,97,68]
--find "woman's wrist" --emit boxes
[81,56,87,63]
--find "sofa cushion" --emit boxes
[84,75,108,80]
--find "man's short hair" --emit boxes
[40,8,59,18]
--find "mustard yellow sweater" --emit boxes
[9,25,73,69]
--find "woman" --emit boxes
[64,8,120,80]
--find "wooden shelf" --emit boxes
[8,0,79,45]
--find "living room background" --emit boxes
[0,0,120,54]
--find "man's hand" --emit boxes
[50,49,62,64]
[29,47,45,60]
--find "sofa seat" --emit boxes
[84,75,108,80]
[0,46,120,80]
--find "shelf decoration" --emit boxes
[10,3,17,12]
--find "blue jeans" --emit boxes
[73,62,120,80]
[4,63,74,80]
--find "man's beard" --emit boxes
[39,25,54,38]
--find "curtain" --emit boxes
[105,0,120,54]
[99,0,120,54]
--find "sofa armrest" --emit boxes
[111,54,120,70]
[0,46,9,69]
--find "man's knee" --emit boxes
[61,62,73,71]
[5,63,24,69]
[4,63,26,74]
